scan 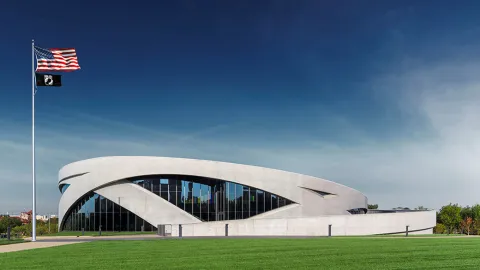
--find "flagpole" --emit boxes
[32,39,37,242]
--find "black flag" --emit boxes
[35,73,62,87]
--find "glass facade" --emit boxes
[347,208,367,214]
[133,175,295,221]
[60,184,70,194]
[61,175,295,231]
[61,192,155,232]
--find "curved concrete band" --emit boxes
[57,156,435,236]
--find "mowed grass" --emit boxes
[0,239,23,246]
[2,237,480,269]
[340,233,465,238]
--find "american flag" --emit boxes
[34,46,80,72]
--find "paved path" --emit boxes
[0,235,161,253]
[0,241,80,253]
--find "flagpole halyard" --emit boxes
[32,39,37,242]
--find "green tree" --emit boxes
[0,218,5,233]
[472,220,480,235]
[433,223,446,234]
[470,204,480,221]
[439,203,462,234]
[0,216,22,233]
[460,206,473,220]
[48,217,59,234]
[461,217,473,235]
[11,224,29,236]
[469,204,480,235]
[367,204,378,209]
[37,224,49,235]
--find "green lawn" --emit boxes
[0,239,23,246]
[340,233,466,238]
[1,237,480,269]
[42,231,156,237]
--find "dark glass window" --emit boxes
[60,184,70,194]
[144,180,152,193]
[347,208,367,214]
[200,185,210,221]
[160,178,169,202]
[265,192,272,212]
[228,182,235,220]
[193,182,201,218]
[63,175,296,230]
[243,186,250,218]
[152,179,160,196]
[168,179,177,205]
[257,190,265,214]
[61,192,155,232]
[250,187,257,216]
[235,184,243,219]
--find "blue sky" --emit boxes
[1,0,480,214]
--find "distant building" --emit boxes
[36,215,49,222]
[20,211,32,224]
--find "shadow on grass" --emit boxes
[0,239,24,246]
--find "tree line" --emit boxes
[368,203,480,235]
[435,203,480,235]
[0,216,59,236]
[2,203,478,236]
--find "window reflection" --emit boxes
[60,184,70,194]
[61,192,155,232]
[63,175,296,231]
[134,175,295,222]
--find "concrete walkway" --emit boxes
[0,241,81,253]
[0,234,161,253]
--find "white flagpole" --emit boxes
[31,39,37,242]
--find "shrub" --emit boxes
[433,223,446,234]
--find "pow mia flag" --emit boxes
[35,73,62,87]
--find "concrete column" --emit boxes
[328,224,332,237]
[225,224,229,236]
[7,226,11,240]
[179,224,182,238]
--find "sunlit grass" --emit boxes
[1,237,480,269]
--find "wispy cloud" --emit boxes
[2,54,480,214]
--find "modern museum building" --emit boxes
[58,156,436,236]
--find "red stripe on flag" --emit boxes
[35,47,81,72]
